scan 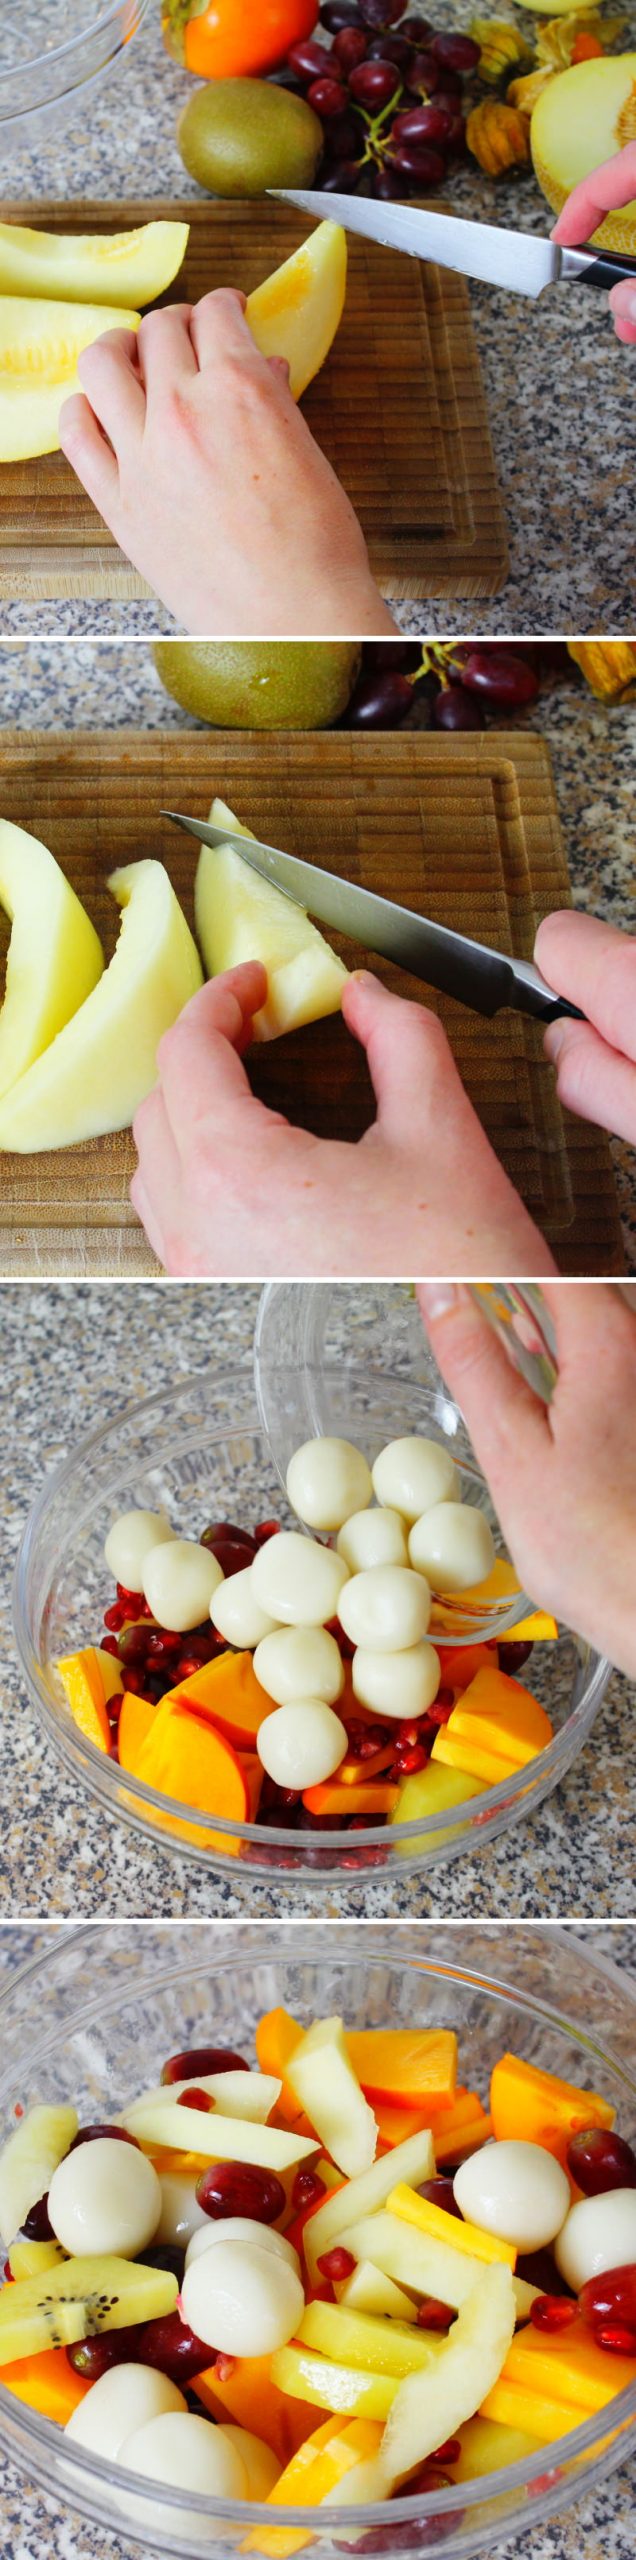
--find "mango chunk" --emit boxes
[388,2183,517,2269]
[490,2053,615,2165]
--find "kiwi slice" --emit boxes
[0,2254,177,2364]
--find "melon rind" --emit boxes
[532,56,636,252]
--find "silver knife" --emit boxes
[270,189,636,299]
[162,810,583,1025]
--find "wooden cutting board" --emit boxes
[0,198,508,601]
[0,728,622,1277]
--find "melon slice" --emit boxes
[532,57,636,249]
[287,2018,377,2181]
[0,219,189,307]
[380,2263,517,2483]
[0,2254,177,2365]
[303,2127,435,2282]
[247,221,347,402]
[0,2105,78,2249]
[0,824,104,1101]
[0,859,202,1152]
[0,298,141,462]
[120,2100,319,2171]
[126,2071,281,2123]
[195,798,348,1042]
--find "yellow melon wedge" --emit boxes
[0,860,202,1153]
[0,821,104,1101]
[246,221,347,401]
[0,219,189,307]
[532,57,636,249]
[195,797,348,1042]
[0,297,141,462]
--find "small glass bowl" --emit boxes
[0,1925,634,2559]
[13,1354,610,1890]
[0,1,153,149]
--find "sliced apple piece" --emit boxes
[453,2414,545,2479]
[120,2100,318,2172]
[336,2261,417,2322]
[287,2018,377,2180]
[0,2254,177,2366]
[299,2300,443,2380]
[0,220,189,307]
[126,2071,281,2123]
[0,2104,78,2249]
[272,2342,398,2423]
[303,2127,435,2283]
[0,859,202,1152]
[380,2263,517,2484]
[247,221,347,402]
[195,798,348,1043]
[0,298,141,462]
[0,823,104,1102]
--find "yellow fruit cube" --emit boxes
[388,2184,517,2269]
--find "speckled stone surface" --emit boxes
[0,12,634,635]
[2,1280,634,1921]
[0,1922,634,2560]
[1,637,634,1266]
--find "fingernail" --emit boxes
[418,1283,462,1321]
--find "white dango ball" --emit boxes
[409,1504,496,1594]
[182,2234,305,2356]
[210,1568,279,1650]
[339,1565,431,1654]
[104,1509,176,1590]
[555,2189,636,2294]
[257,1700,347,1790]
[143,1537,224,1633]
[117,2410,248,2531]
[371,1437,459,1524]
[156,2170,210,2250]
[337,1507,408,1574]
[353,1641,441,1721]
[251,1530,349,1628]
[220,2426,281,2499]
[66,2365,186,2461]
[254,1625,344,1709]
[454,2141,570,2252]
[286,1437,372,1534]
[185,2217,300,2276]
[48,2138,161,2259]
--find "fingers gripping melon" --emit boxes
[0,298,141,463]
[532,58,636,251]
[195,798,348,1042]
[0,859,203,1153]
[0,219,189,308]
[0,823,104,1101]
[247,222,348,402]
[0,2255,178,2366]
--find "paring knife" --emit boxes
[270,188,636,299]
[162,811,584,1025]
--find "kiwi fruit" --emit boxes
[176,77,323,200]
[153,641,361,732]
[0,2255,178,2364]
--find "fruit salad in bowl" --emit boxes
[1,1932,635,2559]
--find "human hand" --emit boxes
[59,290,393,636]
[417,1280,636,1677]
[130,963,555,1280]
[552,144,636,343]
[535,910,636,1144]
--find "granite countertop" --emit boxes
[2,637,635,1269]
[2,1279,634,1922]
[0,1922,634,2560]
[1,11,634,635]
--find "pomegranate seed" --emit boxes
[175,1655,208,1682]
[215,2354,236,2381]
[177,2089,214,2114]
[317,2247,355,2281]
[428,1697,454,1728]
[103,1603,125,1631]
[3,2263,13,2282]
[101,1635,120,1658]
[116,1585,145,1609]
[594,2319,636,2354]
[292,2167,326,2210]
[416,2297,454,2331]
[435,2438,461,2465]
[398,1720,428,1747]
[253,1520,280,1547]
[530,2295,579,2334]
[395,1744,428,1774]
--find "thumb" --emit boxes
[416,1285,550,1494]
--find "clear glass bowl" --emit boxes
[0,0,152,147]
[0,1925,635,2559]
[13,1348,610,1891]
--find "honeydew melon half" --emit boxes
[0,821,104,1101]
[0,298,141,463]
[0,219,189,307]
[532,57,636,251]
[246,220,347,402]
[0,860,203,1153]
[195,798,348,1042]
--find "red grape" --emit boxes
[322,159,363,189]
[70,2125,140,2152]
[307,74,349,114]
[196,2161,286,2222]
[320,1,364,25]
[367,32,412,62]
[372,165,408,197]
[433,685,483,731]
[349,57,401,105]
[408,48,441,91]
[333,26,369,66]
[430,30,480,69]
[200,1521,257,1572]
[23,2194,54,2243]
[161,2045,249,2084]
[359,0,405,22]
[416,2177,461,2217]
[460,649,539,708]
[390,140,445,176]
[567,2128,636,2196]
[323,110,360,152]
[346,669,414,726]
[287,37,330,77]
[401,13,433,34]
[117,1623,153,1667]
[393,102,453,142]
[367,641,423,667]
[68,2333,132,2380]
[134,2310,214,2382]
[581,2263,636,2327]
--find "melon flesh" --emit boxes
[0,297,141,462]
[0,859,202,1152]
[0,822,104,1100]
[532,57,636,250]
[246,221,347,401]
[0,220,189,307]
[195,798,348,1041]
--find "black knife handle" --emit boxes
[577,249,636,289]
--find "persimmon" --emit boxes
[163,0,319,79]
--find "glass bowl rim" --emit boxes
[0,0,153,80]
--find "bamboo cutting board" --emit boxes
[0,729,622,1277]
[0,198,507,602]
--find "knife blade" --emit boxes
[162,811,583,1025]
[270,189,636,298]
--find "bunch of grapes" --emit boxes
[281,1,480,199]
[340,639,570,730]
